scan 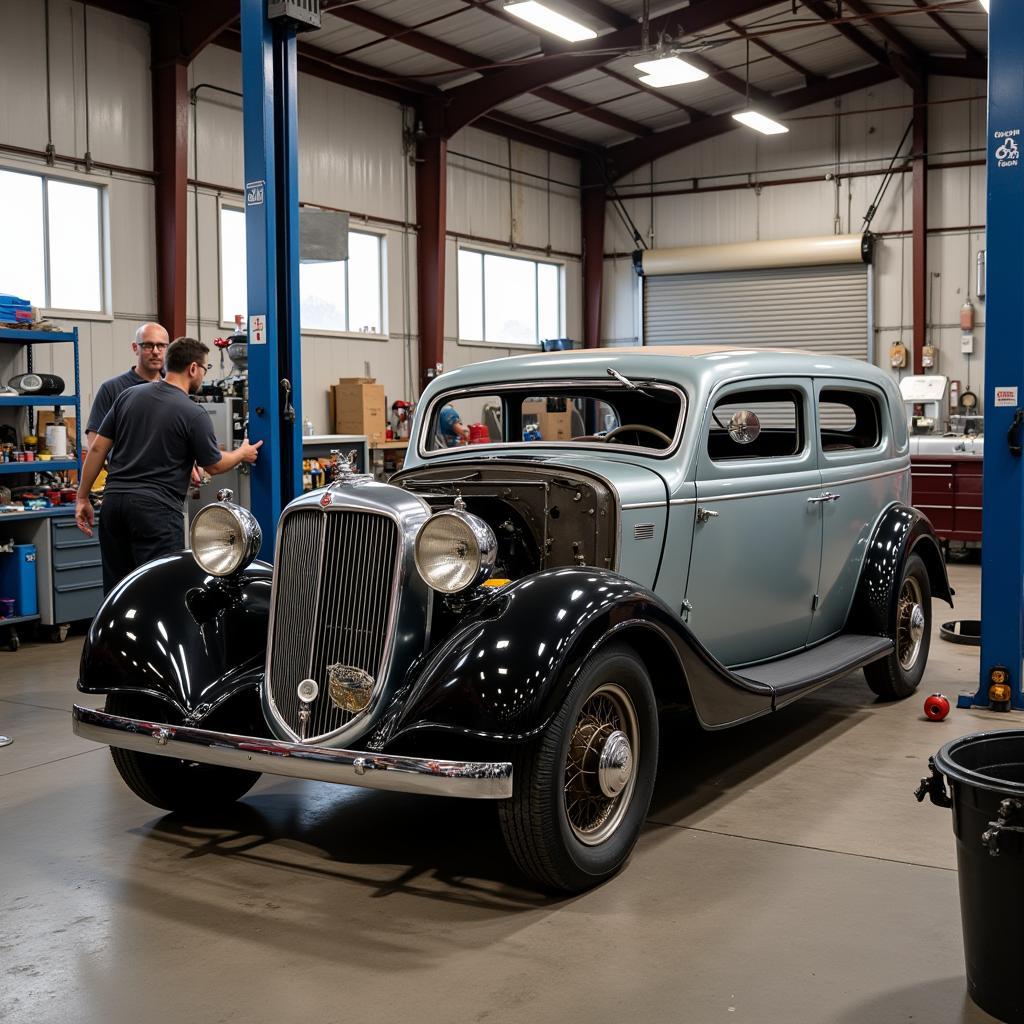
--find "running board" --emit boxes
[734,634,894,709]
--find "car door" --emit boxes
[807,380,910,644]
[684,378,821,667]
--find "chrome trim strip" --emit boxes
[73,705,512,800]
[622,497,698,510]
[697,465,908,504]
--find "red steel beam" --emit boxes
[443,0,783,135]
[606,64,897,180]
[581,163,606,349]
[416,106,447,391]
[328,5,650,138]
[911,0,982,59]
[152,57,189,340]
[912,82,927,374]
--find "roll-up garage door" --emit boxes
[642,262,870,360]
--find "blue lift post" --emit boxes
[964,0,1024,710]
[240,0,304,560]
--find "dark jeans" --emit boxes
[98,492,185,594]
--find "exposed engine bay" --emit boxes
[393,462,617,579]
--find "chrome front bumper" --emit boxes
[72,705,513,800]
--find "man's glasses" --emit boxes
[138,342,168,352]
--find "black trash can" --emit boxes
[918,730,1024,1023]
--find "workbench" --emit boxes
[0,506,102,647]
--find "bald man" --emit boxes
[84,322,169,459]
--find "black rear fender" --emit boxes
[77,552,273,725]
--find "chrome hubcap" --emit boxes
[897,577,926,671]
[565,683,639,846]
[597,730,633,798]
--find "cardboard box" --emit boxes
[523,398,573,441]
[332,377,386,442]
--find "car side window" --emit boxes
[707,388,804,461]
[819,388,882,452]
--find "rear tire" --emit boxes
[104,692,260,813]
[498,643,658,893]
[864,552,931,700]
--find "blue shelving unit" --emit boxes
[0,327,81,478]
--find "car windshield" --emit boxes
[423,382,684,454]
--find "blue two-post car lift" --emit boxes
[962,0,1024,711]
[239,0,318,559]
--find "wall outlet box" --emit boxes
[961,333,975,354]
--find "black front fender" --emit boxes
[77,552,273,723]
[380,568,773,751]
[849,504,954,636]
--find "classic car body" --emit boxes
[74,346,953,892]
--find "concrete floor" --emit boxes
[0,561,1008,1024]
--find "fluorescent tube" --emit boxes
[633,56,709,87]
[732,110,790,135]
[504,2,597,42]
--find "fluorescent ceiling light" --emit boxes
[504,2,597,42]
[979,0,989,10]
[633,56,709,87]
[732,110,790,135]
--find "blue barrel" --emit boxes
[0,544,38,617]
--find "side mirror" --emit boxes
[728,410,761,445]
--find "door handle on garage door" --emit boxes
[807,492,841,504]
[696,507,720,523]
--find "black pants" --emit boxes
[98,493,185,594]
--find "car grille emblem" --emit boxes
[327,663,374,713]
[319,491,332,507]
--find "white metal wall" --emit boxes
[603,77,988,408]
[0,7,581,433]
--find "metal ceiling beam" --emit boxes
[605,63,897,181]
[561,0,632,30]
[599,67,707,122]
[477,110,595,157]
[443,0,785,136]
[928,56,987,79]
[725,18,824,86]
[327,5,651,138]
[911,0,982,59]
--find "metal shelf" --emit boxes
[0,396,78,407]
[0,329,76,344]
[0,460,78,475]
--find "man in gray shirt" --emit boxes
[84,322,169,458]
[75,337,263,593]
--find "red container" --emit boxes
[469,423,490,444]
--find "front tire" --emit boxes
[105,692,260,813]
[498,644,658,892]
[864,552,931,700]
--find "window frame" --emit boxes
[0,163,112,320]
[816,383,889,461]
[217,199,388,340]
[456,244,565,348]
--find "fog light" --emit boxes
[989,682,1012,709]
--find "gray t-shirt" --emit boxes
[85,368,148,435]
[97,381,222,512]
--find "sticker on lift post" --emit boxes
[994,130,1020,169]
[249,315,266,345]
[995,387,1018,408]
[245,180,265,206]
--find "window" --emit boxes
[458,248,562,346]
[220,205,384,334]
[819,389,882,452]
[0,168,105,312]
[708,388,804,461]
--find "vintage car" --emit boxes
[73,346,953,892]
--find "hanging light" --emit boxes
[732,110,790,135]
[633,56,709,87]
[504,2,597,42]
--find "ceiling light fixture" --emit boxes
[978,0,988,11]
[633,56,709,87]
[504,2,597,42]
[732,110,790,135]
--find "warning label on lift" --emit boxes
[994,386,1019,408]
[245,180,265,206]
[994,130,1020,168]
[249,315,266,345]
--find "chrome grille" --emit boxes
[268,507,399,740]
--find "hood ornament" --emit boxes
[327,449,374,488]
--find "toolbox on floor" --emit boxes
[0,543,38,617]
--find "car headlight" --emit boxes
[190,498,262,577]
[415,509,496,594]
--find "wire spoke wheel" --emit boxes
[896,575,926,671]
[563,682,638,846]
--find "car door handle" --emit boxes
[807,492,841,504]
[696,506,720,523]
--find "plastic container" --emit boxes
[0,544,37,617]
[919,731,1024,1022]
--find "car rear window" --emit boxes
[819,389,883,451]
